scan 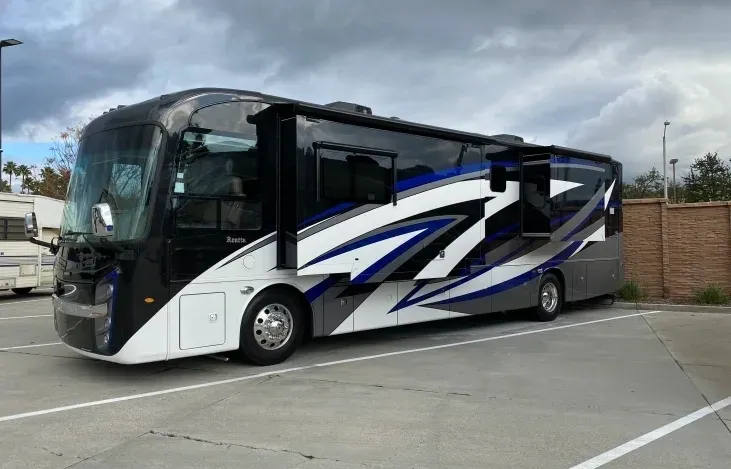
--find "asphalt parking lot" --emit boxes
[1,291,730,469]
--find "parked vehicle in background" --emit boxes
[0,193,62,295]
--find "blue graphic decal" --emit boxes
[301,218,456,270]
[298,202,356,229]
[299,160,517,231]
[482,223,520,245]
[304,275,341,303]
[390,239,534,312]
[550,213,576,228]
[351,218,454,284]
[101,268,120,349]
[390,279,429,313]
[561,198,606,241]
[425,241,582,306]
[396,162,487,192]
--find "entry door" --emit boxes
[166,101,278,295]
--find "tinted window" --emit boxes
[298,117,481,228]
[552,159,611,232]
[490,165,507,192]
[0,218,26,240]
[319,148,393,204]
[521,159,551,236]
[173,130,262,231]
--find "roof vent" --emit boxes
[491,134,524,143]
[325,101,372,115]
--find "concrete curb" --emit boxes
[612,301,731,314]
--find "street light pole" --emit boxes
[669,158,678,203]
[0,38,23,193]
[662,120,670,200]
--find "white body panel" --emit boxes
[353,282,398,332]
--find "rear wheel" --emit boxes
[534,273,562,322]
[235,288,304,366]
[11,287,33,295]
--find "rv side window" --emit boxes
[0,218,27,240]
[319,149,393,204]
[172,129,262,231]
[490,164,507,193]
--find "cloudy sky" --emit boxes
[2,0,730,185]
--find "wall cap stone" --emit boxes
[624,198,668,205]
[668,201,731,209]
[612,301,731,314]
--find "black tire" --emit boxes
[534,273,562,322]
[11,287,33,295]
[235,288,304,366]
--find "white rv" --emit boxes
[0,193,63,295]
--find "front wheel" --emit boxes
[235,288,304,366]
[534,273,562,322]
[11,287,33,295]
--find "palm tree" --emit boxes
[16,165,31,194]
[3,161,17,193]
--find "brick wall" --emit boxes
[623,199,731,300]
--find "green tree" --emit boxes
[31,166,69,200]
[15,164,31,193]
[43,121,88,199]
[3,161,18,192]
[682,152,731,202]
[622,166,665,199]
[667,179,686,203]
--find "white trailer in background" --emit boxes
[0,193,64,295]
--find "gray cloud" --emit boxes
[2,0,731,178]
[1,2,158,138]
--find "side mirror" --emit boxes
[24,212,38,238]
[91,203,115,238]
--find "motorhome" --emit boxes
[23,88,623,365]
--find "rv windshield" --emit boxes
[61,124,163,242]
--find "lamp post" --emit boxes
[669,158,678,203]
[662,120,670,199]
[0,38,23,192]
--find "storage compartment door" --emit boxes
[179,292,226,350]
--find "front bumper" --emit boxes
[53,295,115,355]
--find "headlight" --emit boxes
[94,280,114,305]
[96,310,113,335]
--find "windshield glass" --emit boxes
[61,124,164,241]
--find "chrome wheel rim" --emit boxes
[253,303,293,350]
[541,282,559,313]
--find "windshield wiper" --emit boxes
[62,230,94,238]
[61,231,102,259]
[62,230,134,259]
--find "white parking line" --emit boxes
[0,297,52,306]
[0,342,62,351]
[0,310,661,423]
[569,395,731,468]
[0,314,53,320]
